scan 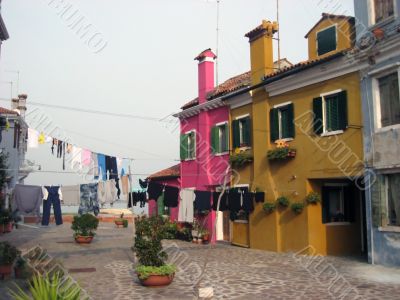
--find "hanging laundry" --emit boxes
[147,181,163,200]
[66,143,73,154]
[228,190,241,214]
[254,192,265,203]
[91,153,99,177]
[97,153,107,181]
[194,191,212,212]
[12,184,43,218]
[121,159,130,176]
[139,178,148,189]
[78,183,99,216]
[61,185,80,206]
[38,132,46,144]
[51,138,57,154]
[105,179,118,205]
[242,191,254,213]
[105,156,120,199]
[97,181,107,206]
[157,192,165,216]
[71,146,82,170]
[212,191,228,211]
[27,128,39,148]
[117,157,123,173]
[121,175,129,195]
[62,142,66,170]
[42,186,63,226]
[81,149,92,166]
[164,186,179,208]
[57,141,63,158]
[178,189,195,223]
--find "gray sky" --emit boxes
[0,0,354,186]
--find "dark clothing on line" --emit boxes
[254,192,265,203]
[194,191,212,211]
[105,156,120,199]
[42,186,63,226]
[228,191,241,213]
[139,179,148,189]
[147,182,163,200]
[212,192,228,211]
[79,183,99,216]
[243,191,254,213]
[164,186,179,208]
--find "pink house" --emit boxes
[175,49,231,243]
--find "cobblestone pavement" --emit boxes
[1,222,400,299]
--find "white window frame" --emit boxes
[274,101,294,142]
[368,0,397,27]
[372,65,400,132]
[319,89,344,136]
[316,24,338,57]
[235,114,251,150]
[184,129,196,161]
[214,121,229,156]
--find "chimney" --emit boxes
[194,48,217,104]
[245,20,278,85]
[17,94,27,119]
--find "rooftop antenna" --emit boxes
[5,70,20,96]
[216,0,221,86]
[276,0,281,70]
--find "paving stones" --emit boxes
[1,223,400,299]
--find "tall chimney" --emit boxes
[245,20,278,85]
[17,94,27,119]
[194,49,217,104]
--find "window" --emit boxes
[322,185,355,223]
[270,103,295,142]
[232,116,251,148]
[374,0,395,23]
[313,90,348,135]
[386,173,400,226]
[211,123,229,154]
[378,72,400,128]
[317,26,337,56]
[180,131,196,160]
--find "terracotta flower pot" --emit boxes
[114,220,124,227]
[5,223,12,233]
[74,235,94,244]
[139,273,174,287]
[372,28,385,40]
[0,264,13,279]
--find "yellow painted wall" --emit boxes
[307,17,355,60]
[249,34,274,85]
[251,72,364,255]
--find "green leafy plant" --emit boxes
[305,192,321,205]
[291,202,305,214]
[230,152,253,168]
[262,202,276,214]
[267,148,296,160]
[71,214,99,237]
[9,272,86,300]
[122,219,128,228]
[136,265,176,280]
[0,242,20,265]
[276,196,290,208]
[163,219,178,240]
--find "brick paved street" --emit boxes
[1,222,400,300]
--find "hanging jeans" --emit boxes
[42,186,63,226]
[105,156,121,199]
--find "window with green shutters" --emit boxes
[270,103,295,142]
[232,116,251,148]
[180,131,196,160]
[317,26,337,56]
[313,90,348,135]
[211,123,229,154]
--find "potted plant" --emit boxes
[133,216,176,286]
[0,242,20,279]
[71,214,99,244]
[267,147,296,161]
[200,228,210,244]
[262,202,276,214]
[230,152,254,169]
[276,196,290,208]
[291,202,305,214]
[305,192,321,205]
[114,213,128,227]
[14,256,33,279]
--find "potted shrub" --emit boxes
[163,220,178,240]
[71,214,99,244]
[114,213,127,227]
[291,203,305,214]
[276,196,290,208]
[305,192,321,205]
[133,216,176,286]
[0,242,20,279]
[200,228,210,244]
[262,202,276,214]
[14,256,33,279]
[230,152,253,169]
[267,147,296,161]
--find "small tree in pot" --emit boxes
[133,216,176,286]
[0,242,20,279]
[71,214,99,244]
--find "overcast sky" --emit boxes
[0,0,354,187]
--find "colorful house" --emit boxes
[226,14,368,257]
[354,0,400,266]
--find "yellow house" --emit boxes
[230,13,366,257]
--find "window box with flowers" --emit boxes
[267,140,296,161]
[230,149,253,169]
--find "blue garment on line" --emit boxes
[97,154,107,181]
[42,186,63,226]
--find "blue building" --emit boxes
[354,0,400,266]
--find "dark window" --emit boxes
[270,103,295,141]
[386,173,400,226]
[180,131,196,160]
[378,72,400,128]
[317,26,337,56]
[322,185,355,223]
[232,117,251,148]
[374,0,395,23]
[211,123,229,154]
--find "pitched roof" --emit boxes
[147,164,180,180]
[0,107,18,115]
[304,13,355,38]
[194,48,217,61]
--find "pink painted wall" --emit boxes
[148,177,180,222]
[180,50,230,243]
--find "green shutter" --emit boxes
[222,124,229,152]
[232,120,240,148]
[338,90,348,130]
[180,134,188,160]
[190,132,196,158]
[313,97,323,135]
[287,103,295,138]
[270,108,279,142]
[317,26,336,56]
[211,126,219,154]
[243,117,252,147]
